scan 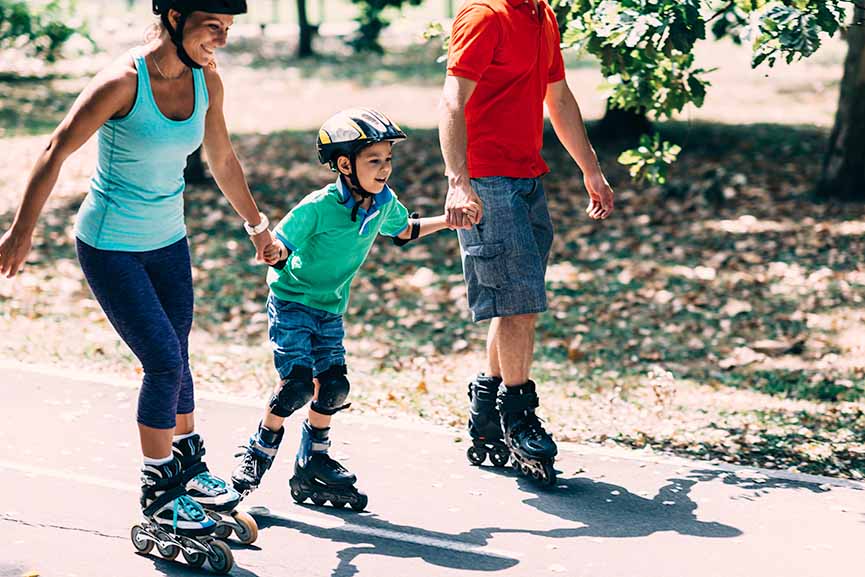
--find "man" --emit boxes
[438,0,614,485]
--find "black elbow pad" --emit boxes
[392,212,421,248]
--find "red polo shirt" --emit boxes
[447,0,565,179]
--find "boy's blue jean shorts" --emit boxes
[457,176,554,322]
[267,294,346,379]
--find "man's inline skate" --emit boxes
[131,457,234,573]
[289,420,368,511]
[173,433,258,545]
[466,374,511,467]
[231,423,284,497]
[496,380,558,486]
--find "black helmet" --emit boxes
[317,108,407,222]
[152,0,247,69]
[317,108,407,170]
[153,0,247,16]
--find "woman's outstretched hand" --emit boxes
[0,228,33,278]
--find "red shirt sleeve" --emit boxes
[547,14,565,83]
[447,4,501,82]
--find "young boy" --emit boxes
[231,108,474,510]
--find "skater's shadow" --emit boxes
[143,553,263,577]
[253,507,519,577]
[513,474,742,539]
[473,463,741,539]
[688,468,837,497]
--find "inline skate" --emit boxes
[496,380,557,486]
[466,374,511,467]
[173,433,257,545]
[289,420,367,511]
[131,457,233,573]
[232,423,284,497]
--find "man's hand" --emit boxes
[0,227,33,278]
[250,229,275,263]
[445,181,483,229]
[584,170,614,220]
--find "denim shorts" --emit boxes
[457,176,554,322]
[267,294,346,379]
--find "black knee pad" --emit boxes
[269,366,314,417]
[311,364,351,416]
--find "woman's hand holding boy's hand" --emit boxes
[251,229,275,263]
[262,238,287,266]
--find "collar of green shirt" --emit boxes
[334,176,396,236]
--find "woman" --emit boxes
[0,0,269,554]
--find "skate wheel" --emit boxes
[213,524,233,540]
[331,498,347,508]
[207,539,234,574]
[350,493,368,512]
[290,486,307,504]
[466,446,486,466]
[157,542,179,560]
[490,447,509,468]
[130,525,153,554]
[311,496,327,507]
[232,510,258,545]
[182,549,207,568]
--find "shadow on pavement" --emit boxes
[254,509,520,577]
[140,552,264,577]
[515,474,742,539]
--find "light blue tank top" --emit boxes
[75,49,209,251]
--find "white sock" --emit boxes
[173,431,196,442]
[143,455,173,466]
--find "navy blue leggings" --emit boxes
[76,237,195,429]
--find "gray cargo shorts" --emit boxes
[457,176,554,322]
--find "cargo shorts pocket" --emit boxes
[464,242,508,290]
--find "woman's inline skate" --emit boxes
[173,433,258,545]
[131,457,234,573]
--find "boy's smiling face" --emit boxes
[337,141,394,194]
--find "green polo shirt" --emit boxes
[267,178,409,314]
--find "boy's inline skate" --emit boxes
[173,433,258,545]
[496,380,558,486]
[231,423,284,497]
[289,420,368,511]
[466,374,511,467]
[131,457,234,573]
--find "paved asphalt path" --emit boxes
[1,363,862,577]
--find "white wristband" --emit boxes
[243,212,269,236]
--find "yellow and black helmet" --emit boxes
[317,108,407,170]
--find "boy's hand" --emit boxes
[251,229,275,263]
[263,239,286,265]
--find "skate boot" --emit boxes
[232,423,284,498]
[174,433,257,545]
[289,420,368,511]
[496,380,558,486]
[466,373,511,467]
[131,457,234,573]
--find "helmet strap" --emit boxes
[161,11,204,70]
[347,156,373,222]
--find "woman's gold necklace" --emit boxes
[152,54,186,80]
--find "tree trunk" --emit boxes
[818,10,865,200]
[297,0,316,58]
[184,147,208,184]
[598,102,652,140]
